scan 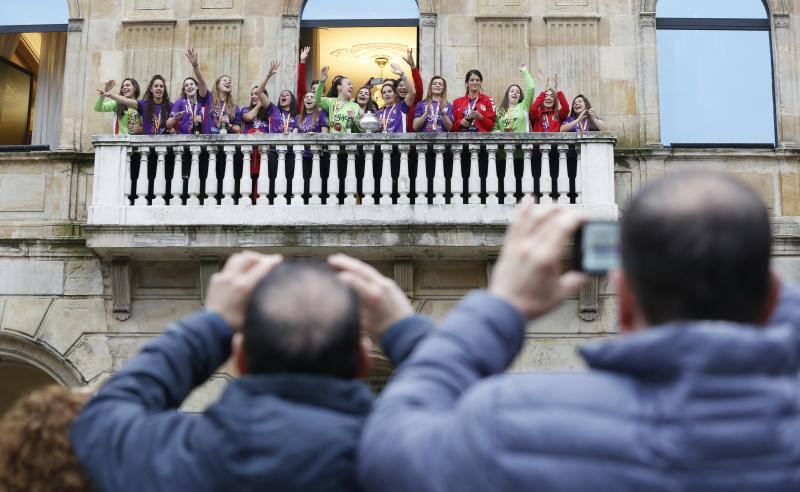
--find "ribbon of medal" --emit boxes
[381,104,395,133]
[281,111,291,133]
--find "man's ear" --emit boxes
[759,271,781,325]
[355,337,373,380]
[232,333,248,375]
[612,268,640,332]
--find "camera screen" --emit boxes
[581,222,620,273]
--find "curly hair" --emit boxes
[0,385,95,492]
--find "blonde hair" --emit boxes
[424,76,448,105]
[212,74,236,120]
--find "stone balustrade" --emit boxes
[89,132,617,228]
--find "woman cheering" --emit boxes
[493,65,535,133]
[452,69,496,132]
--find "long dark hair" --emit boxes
[278,89,299,117]
[143,74,171,134]
[464,69,483,94]
[499,84,522,114]
[356,86,377,113]
[327,75,345,98]
[117,78,140,119]
[296,96,322,131]
[568,94,598,131]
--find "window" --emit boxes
[656,0,776,146]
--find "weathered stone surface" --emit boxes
[0,260,64,295]
[39,299,107,354]
[69,334,114,382]
[107,299,202,333]
[773,257,800,283]
[181,375,231,412]
[527,297,618,335]
[510,336,609,372]
[781,173,800,216]
[1,298,52,337]
[0,175,46,212]
[64,260,104,296]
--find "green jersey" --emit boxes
[314,83,362,133]
[492,69,535,133]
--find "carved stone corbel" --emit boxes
[393,257,414,300]
[578,276,599,322]
[199,256,221,305]
[111,257,132,321]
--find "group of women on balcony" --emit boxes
[94,47,607,138]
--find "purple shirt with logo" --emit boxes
[376,100,410,133]
[208,100,242,134]
[137,99,170,135]
[266,104,299,134]
[295,110,329,134]
[169,91,211,134]
[240,106,270,134]
[414,101,454,133]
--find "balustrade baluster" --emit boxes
[468,144,481,204]
[485,144,499,205]
[222,145,236,205]
[240,146,252,206]
[309,145,322,205]
[503,144,515,204]
[557,144,569,204]
[379,144,392,205]
[574,144,583,203]
[275,145,288,205]
[326,145,340,205]
[540,144,553,205]
[397,144,411,205]
[153,146,167,206]
[135,146,150,206]
[257,145,269,205]
[170,146,184,205]
[344,145,357,205]
[206,145,218,206]
[291,145,304,205]
[451,143,463,204]
[187,146,201,205]
[415,143,428,205]
[363,144,376,205]
[520,144,534,200]
[124,147,132,205]
[432,144,445,205]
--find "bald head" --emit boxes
[621,171,771,326]
[243,260,360,378]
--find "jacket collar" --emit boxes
[222,373,374,416]
[580,321,800,380]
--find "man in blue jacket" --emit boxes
[71,252,431,491]
[359,171,800,492]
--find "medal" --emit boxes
[381,104,395,133]
[281,111,291,133]
[334,122,342,132]
[542,113,549,131]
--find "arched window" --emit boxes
[656,0,775,147]
[299,1,420,101]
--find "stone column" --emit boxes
[58,18,87,151]
[772,14,799,147]
[280,15,300,97]
[637,12,660,147]
[419,13,438,84]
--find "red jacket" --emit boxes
[297,61,308,102]
[406,68,423,132]
[452,93,496,133]
[529,90,569,133]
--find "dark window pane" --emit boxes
[656,0,767,19]
[657,29,775,145]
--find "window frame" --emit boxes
[655,0,777,148]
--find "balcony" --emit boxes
[86,133,617,258]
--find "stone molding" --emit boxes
[112,257,132,321]
[0,333,84,386]
[420,13,437,27]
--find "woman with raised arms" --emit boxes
[529,73,569,133]
[166,49,210,135]
[394,49,423,132]
[314,67,362,134]
[102,74,172,135]
[560,94,608,132]
[376,62,416,133]
[493,64,535,133]
[94,77,141,135]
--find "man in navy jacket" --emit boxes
[71,252,431,492]
[359,171,800,492]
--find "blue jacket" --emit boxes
[71,311,431,492]
[359,290,800,492]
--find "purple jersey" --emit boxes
[137,99,170,135]
[208,100,241,134]
[240,106,270,134]
[376,100,410,133]
[414,101,453,133]
[265,103,298,134]
[295,110,328,134]
[169,91,211,134]
[562,115,591,132]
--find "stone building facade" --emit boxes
[1,0,800,409]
